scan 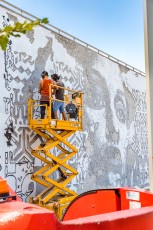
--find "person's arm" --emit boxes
[52,87,56,95]
[38,79,43,94]
[52,80,60,95]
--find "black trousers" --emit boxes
[40,101,54,119]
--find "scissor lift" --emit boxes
[28,84,83,219]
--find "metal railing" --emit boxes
[0,0,145,77]
[28,84,83,127]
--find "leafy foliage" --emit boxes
[0,18,49,51]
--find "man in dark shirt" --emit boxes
[51,74,67,120]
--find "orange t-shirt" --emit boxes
[41,79,53,101]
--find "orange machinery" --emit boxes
[1,176,153,230]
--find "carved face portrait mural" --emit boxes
[53,38,148,191]
[0,4,149,201]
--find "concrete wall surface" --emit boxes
[0,4,148,201]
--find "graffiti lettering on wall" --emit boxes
[2,14,36,201]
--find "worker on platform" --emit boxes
[38,71,55,119]
[51,74,67,120]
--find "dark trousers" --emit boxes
[40,101,54,119]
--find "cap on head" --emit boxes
[51,74,60,82]
[41,71,48,78]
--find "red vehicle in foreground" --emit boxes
[0,177,153,230]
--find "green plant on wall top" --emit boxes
[0,18,48,51]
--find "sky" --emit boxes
[3,0,145,72]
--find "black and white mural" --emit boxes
[0,4,148,201]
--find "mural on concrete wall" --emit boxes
[0,5,148,201]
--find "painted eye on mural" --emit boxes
[114,91,126,124]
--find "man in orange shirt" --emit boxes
[38,71,54,119]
